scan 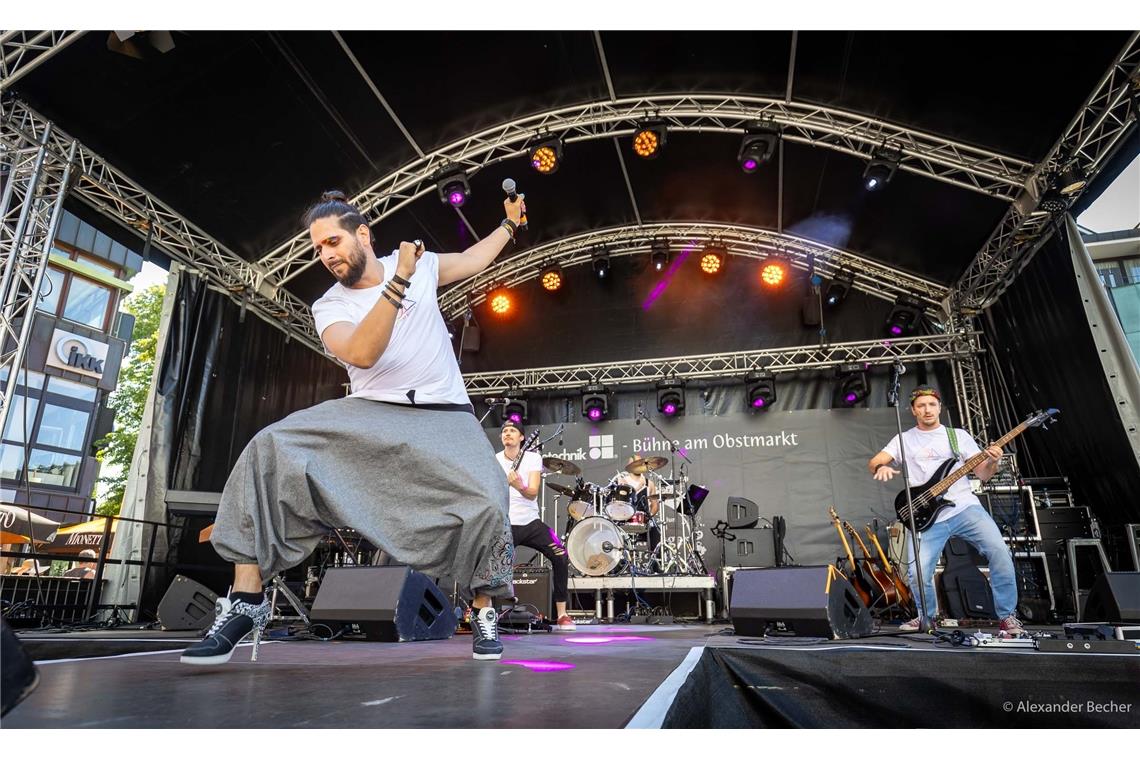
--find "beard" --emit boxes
[331,239,368,287]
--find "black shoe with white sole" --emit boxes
[471,606,503,660]
[180,595,272,665]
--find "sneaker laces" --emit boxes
[474,609,498,639]
[205,597,235,637]
[1002,615,1024,629]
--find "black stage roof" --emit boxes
[12,31,1132,305]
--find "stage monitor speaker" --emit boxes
[730,566,872,639]
[157,574,218,631]
[1,616,37,717]
[724,527,776,567]
[726,497,760,529]
[1081,572,1140,623]
[311,566,456,642]
[506,565,552,618]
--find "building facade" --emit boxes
[1,208,146,525]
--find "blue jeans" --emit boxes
[906,504,1018,620]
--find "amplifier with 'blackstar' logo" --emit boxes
[506,565,551,618]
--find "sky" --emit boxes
[1078,153,1140,234]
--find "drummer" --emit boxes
[618,454,662,569]
[496,420,576,631]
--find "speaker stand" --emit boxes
[268,575,310,625]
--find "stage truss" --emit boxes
[438,222,949,321]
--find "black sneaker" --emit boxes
[180,595,272,665]
[471,606,503,661]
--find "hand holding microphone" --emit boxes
[502,178,528,229]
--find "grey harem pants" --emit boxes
[210,397,515,599]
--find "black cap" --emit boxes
[501,419,525,435]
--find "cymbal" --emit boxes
[542,457,582,476]
[624,456,668,475]
[546,482,578,497]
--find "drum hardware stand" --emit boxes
[633,404,696,574]
[268,575,311,625]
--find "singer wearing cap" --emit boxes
[867,386,1023,637]
[496,420,575,631]
[183,188,527,666]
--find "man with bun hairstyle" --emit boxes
[182,190,527,664]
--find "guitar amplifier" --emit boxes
[506,565,552,618]
[979,486,1039,541]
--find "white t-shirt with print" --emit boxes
[495,450,544,526]
[881,424,982,524]
[311,250,468,405]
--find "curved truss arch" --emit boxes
[257,94,1035,286]
[437,222,950,321]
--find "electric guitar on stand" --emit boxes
[894,409,1058,532]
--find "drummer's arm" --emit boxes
[647,478,659,516]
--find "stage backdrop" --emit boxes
[487,408,911,570]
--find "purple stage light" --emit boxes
[752,397,766,408]
[742,158,758,171]
[845,392,859,404]
[508,412,522,423]
[503,660,576,672]
[889,324,903,336]
[662,402,677,416]
[587,407,603,422]
[448,189,466,207]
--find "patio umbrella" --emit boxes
[43,516,118,554]
[0,504,59,544]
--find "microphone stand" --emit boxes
[636,405,693,575]
[478,399,505,425]
[888,360,931,630]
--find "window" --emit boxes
[62,276,112,328]
[1124,258,1140,285]
[0,445,24,481]
[1096,262,1123,288]
[38,266,66,314]
[36,404,90,451]
[0,367,45,389]
[48,376,98,402]
[1,396,39,442]
[25,449,82,488]
[77,254,118,278]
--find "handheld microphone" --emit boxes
[502,178,528,229]
[485,397,512,406]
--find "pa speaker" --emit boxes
[726,497,760,529]
[724,528,776,567]
[1082,572,1140,623]
[730,566,872,639]
[311,566,456,642]
[157,574,218,631]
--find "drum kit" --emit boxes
[542,455,708,578]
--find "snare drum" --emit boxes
[622,511,649,534]
[604,484,636,521]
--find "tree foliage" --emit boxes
[94,284,165,516]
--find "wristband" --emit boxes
[390,272,412,289]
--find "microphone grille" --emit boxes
[502,178,516,194]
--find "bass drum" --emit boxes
[566,516,627,576]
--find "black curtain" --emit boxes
[158,276,346,492]
[984,222,1140,529]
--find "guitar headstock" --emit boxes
[521,429,543,453]
[1026,408,1060,430]
[828,506,840,522]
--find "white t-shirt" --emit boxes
[495,450,544,526]
[881,424,982,524]
[311,250,469,405]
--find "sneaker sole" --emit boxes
[180,649,236,666]
[472,651,503,660]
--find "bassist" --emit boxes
[867,387,1024,637]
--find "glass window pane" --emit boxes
[36,404,90,451]
[75,220,95,252]
[1,396,38,442]
[1124,258,1140,285]
[25,449,82,488]
[48,376,98,402]
[62,277,111,328]
[93,231,112,258]
[0,367,45,389]
[1096,262,1122,288]
[38,266,66,314]
[0,445,25,480]
[57,211,79,246]
[77,254,117,277]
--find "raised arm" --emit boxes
[437,195,526,287]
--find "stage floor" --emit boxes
[4,623,1138,728]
